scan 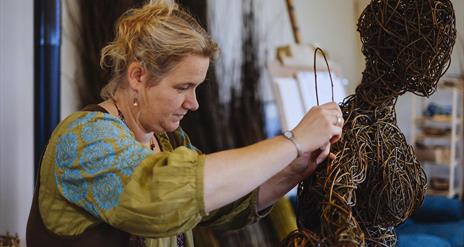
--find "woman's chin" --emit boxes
[163,121,180,132]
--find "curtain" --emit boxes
[34,0,61,178]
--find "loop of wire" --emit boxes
[313,47,334,106]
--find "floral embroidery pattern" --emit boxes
[83,201,100,218]
[80,142,116,175]
[55,133,78,168]
[68,112,97,129]
[54,112,198,220]
[114,144,151,177]
[58,169,88,203]
[55,112,153,219]
[92,173,123,210]
[81,120,120,144]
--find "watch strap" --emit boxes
[283,130,303,158]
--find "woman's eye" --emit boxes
[176,84,193,91]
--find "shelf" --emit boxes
[426,189,459,197]
[421,161,460,168]
[416,116,461,128]
[427,176,461,198]
[415,135,459,147]
[438,78,464,90]
[417,115,453,123]
[416,147,451,165]
[411,79,464,199]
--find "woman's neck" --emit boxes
[99,91,153,144]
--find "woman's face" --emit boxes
[139,54,210,133]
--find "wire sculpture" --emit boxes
[283,0,456,246]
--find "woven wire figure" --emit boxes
[283,0,456,246]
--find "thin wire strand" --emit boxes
[313,47,335,106]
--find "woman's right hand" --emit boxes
[292,102,344,155]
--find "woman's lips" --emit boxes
[174,114,185,120]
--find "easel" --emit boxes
[267,0,347,242]
[269,0,346,131]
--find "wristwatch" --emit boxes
[282,130,303,158]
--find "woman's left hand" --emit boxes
[256,145,336,210]
[285,144,336,181]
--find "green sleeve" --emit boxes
[108,147,207,238]
[172,128,273,231]
[197,188,273,231]
[53,112,207,238]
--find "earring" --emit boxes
[133,92,139,107]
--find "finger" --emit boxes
[319,142,330,151]
[300,159,318,178]
[300,152,311,159]
[330,134,341,144]
[322,108,343,125]
[328,152,336,160]
[329,126,343,144]
[316,149,329,165]
[333,114,344,127]
[321,107,342,116]
[310,149,322,163]
[294,152,311,163]
[316,144,331,164]
[320,109,344,127]
[320,104,343,117]
[319,102,340,110]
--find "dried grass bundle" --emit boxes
[0,233,20,247]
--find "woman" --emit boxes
[26,0,344,246]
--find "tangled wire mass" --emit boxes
[283,0,457,246]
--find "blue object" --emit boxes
[397,220,464,247]
[264,102,282,138]
[423,102,452,117]
[398,234,451,247]
[34,0,61,181]
[396,196,464,247]
[288,194,464,246]
[412,196,464,223]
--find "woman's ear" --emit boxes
[126,61,149,91]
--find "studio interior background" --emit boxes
[1,0,463,246]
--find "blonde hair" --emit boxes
[100,0,219,99]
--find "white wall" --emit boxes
[396,0,463,142]
[0,1,85,244]
[353,0,463,142]
[61,0,80,117]
[0,0,35,244]
[448,0,464,77]
[254,0,361,94]
[294,0,362,93]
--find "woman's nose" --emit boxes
[184,91,199,111]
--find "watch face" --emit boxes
[284,131,293,138]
